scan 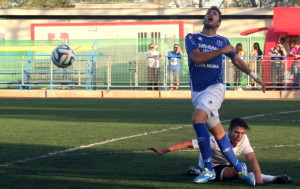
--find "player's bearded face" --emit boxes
[228,126,246,147]
[203,11,220,29]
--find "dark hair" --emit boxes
[229,118,250,130]
[253,42,263,56]
[235,43,243,52]
[148,43,155,48]
[207,6,222,22]
[236,43,242,47]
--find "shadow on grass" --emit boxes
[0,98,193,124]
[0,143,298,189]
[0,98,299,126]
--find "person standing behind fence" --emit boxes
[290,41,300,57]
[234,43,245,90]
[290,41,300,90]
[268,43,284,90]
[250,42,263,73]
[249,43,263,87]
[279,37,290,56]
[167,44,183,90]
[146,43,163,90]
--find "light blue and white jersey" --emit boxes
[167,51,181,71]
[185,33,236,92]
[192,132,254,168]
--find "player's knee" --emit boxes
[192,109,208,124]
[206,116,220,129]
[192,117,206,124]
[221,167,236,180]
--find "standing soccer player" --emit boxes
[185,6,266,183]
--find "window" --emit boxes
[138,31,161,53]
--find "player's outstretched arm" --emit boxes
[245,152,263,185]
[231,56,266,92]
[148,140,193,155]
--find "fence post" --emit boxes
[78,57,81,86]
[50,58,53,90]
[223,56,227,87]
[107,57,111,90]
[164,56,167,91]
[284,58,287,91]
[135,55,139,88]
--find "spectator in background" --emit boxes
[250,43,263,87]
[250,42,263,73]
[167,44,183,90]
[234,43,245,90]
[290,41,300,90]
[289,41,296,53]
[279,37,290,56]
[268,43,284,90]
[290,41,300,58]
[146,43,163,90]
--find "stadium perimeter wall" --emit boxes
[0,90,299,99]
[0,8,272,40]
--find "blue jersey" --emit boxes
[167,51,181,70]
[185,33,236,92]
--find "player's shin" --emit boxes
[216,135,242,172]
[193,123,213,171]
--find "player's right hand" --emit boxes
[221,44,235,54]
[254,78,266,93]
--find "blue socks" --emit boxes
[193,123,213,171]
[216,134,242,172]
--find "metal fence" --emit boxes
[0,54,110,90]
[109,55,300,91]
[0,38,299,90]
[0,54,299,91]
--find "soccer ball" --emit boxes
[51,45,75,68]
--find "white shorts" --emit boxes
[191,83,225,119]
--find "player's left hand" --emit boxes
[147,147,165,155]
[254,78,266,93]
[256,175,264,185]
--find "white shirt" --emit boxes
[192,132,254,168]
[146,50,160,68]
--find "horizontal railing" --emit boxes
[0,54,299,91]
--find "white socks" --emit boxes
[261,173,276,183]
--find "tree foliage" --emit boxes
[0,0,299,8]
[222,0,299,7]
[258,0,300,7]
[20,0,75,8]
[0,0,81,8]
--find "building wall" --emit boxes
[0,8,273,40]
[31,21,194,40]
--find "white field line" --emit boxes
[75,142,300,155]
[133,143,300,153]
[0,109,299,167]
